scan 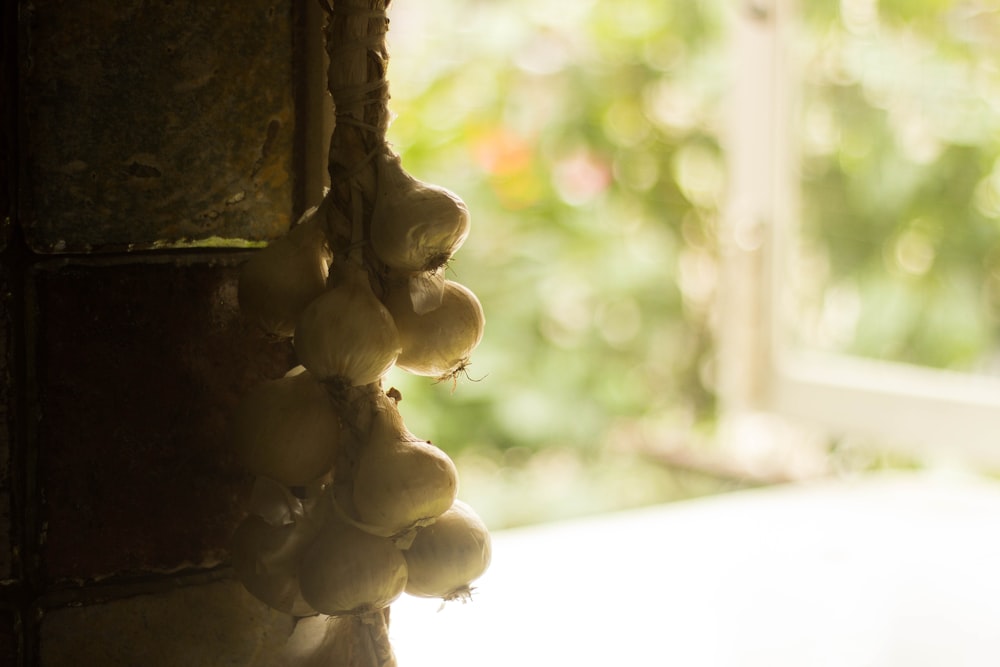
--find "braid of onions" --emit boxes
[228,1,492,662]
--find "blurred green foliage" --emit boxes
[377,0,1000,527]
[381,0,730,526]
[795,1,1000,372]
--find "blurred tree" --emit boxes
[382,0,731,526]
[378,0,1000,526]
[795,0,1000,373]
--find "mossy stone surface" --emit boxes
[21,1,296,252]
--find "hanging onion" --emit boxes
[298,508,408,617]
[230,369,342,487]
[334,392,458,541]
[238,202,332,338]
[403,499,492,601]
[230,514,318,616]
[370,149,470,273]
[294,263,401,387]
[382,278,485,378]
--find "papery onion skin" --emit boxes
[371,150,471,273]
[339,398,459,538]
[230,515,316,616]
[231,371,342,487]
[351,434,458,537]
[238,207,331,338]
[298,510,408,616]
[293,265,402,387]
[403,499,492,600]
[382,279,485,378]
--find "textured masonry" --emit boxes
[3,0,315,663]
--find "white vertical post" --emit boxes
[717,0,782,417]
[715,0,834,476]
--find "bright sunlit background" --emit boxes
[368,1,1000,664]
[376,0,1000,531]
[792,0,1000,373]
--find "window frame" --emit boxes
[719,0,1000,469]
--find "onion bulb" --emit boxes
[334,393,458,540]
[382,279,485,378]
[230,370,342,486]
[230,514,317,616]
[403,499,492,601]
[294,263,401,387]
[298,509,408,616]
[370,149,470,273]
[238,202,332,338]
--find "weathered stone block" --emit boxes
[33,257,295,582]
[20,1,296,252]
[39,580,298,667]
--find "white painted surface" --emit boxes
[390,473,1000,666]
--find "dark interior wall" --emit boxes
[1,2,320,663]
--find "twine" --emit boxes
[326,33,388,63]
[322,0,392,267]
[335,114,383,135]
[330,144,382,185]
[328,78,389,116]
[318,0,390,19]
[324,2,391,137]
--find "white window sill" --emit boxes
[391,471,1000,667]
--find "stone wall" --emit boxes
[2,2,330,663]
